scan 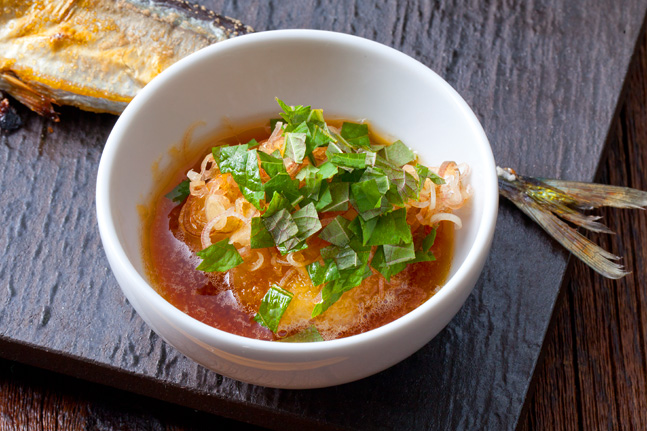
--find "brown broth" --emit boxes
[142,123,455,341]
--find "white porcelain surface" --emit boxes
[96,29,498,389]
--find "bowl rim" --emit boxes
[96,29,498,356]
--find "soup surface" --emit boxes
[143,103,470,341]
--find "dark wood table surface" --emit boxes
[2,2,647,430]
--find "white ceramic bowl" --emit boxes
[96,29,498,389]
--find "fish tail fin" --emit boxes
[539,178,647,209]
[497,167,640,279]
[557,211,615,234]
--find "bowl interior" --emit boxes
[100,30,496,342]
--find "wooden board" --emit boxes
[1,1,645,429]
[520,24,647,430]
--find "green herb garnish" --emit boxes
[196,239,244,272]
[312,264,372,317]
[284,131,307,163]
[258,151,287,177]
[214,144,265,210]
[250,217,275,249]
[370,246,407,282]
[416,165,446,186]
[194,98,450,321]
[263,208,299,246]
[379,140,416,167]
[165,179,190,203]
[329,152,368,169]
[307,259,340,286]
[318,182,350,212]
[277,203,322,254]
[422,227,438,252]
[340,122,371,149]
[318,216,353,247]
[264,172,302,206]
[254,284,294,333]
[278,325,324,343]
[364,208,412,246]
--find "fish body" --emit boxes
[0,0,251,120]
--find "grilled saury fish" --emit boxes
[0,0,251,120]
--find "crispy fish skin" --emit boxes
[0,0,252,120]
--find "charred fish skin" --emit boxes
[0,0,252,120]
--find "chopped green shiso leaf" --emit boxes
[340,122,371,149]
[422,227,438,252]
[329,152,368,169]
[379,140,416,167]
[307,259,340,286]
[264,173,302,206]
[254,285,294,333]
[258,151,286,177]
[194,98,448,328]
[214,144,265,210]
[284,131,307,163]
[416,165,446,186]
[250,217,275,249]
[165,179,190,203]
[370,246,407,282]
[278,325,325,342]
[319,216,353,247]
[196,239,244,272]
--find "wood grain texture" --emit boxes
[0,357,267,431]
[0,1,646,429]
[521,23,647,430]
